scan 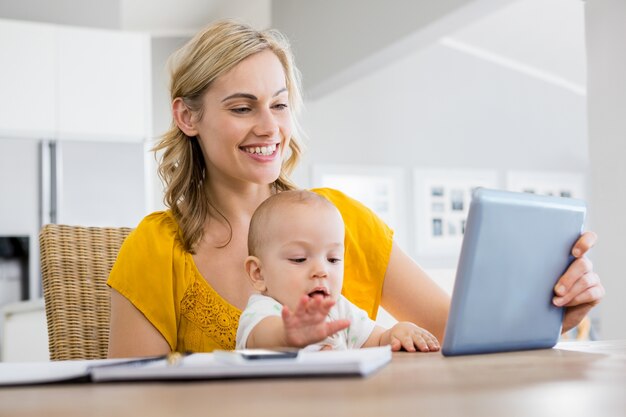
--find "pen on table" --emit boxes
[91,351,190,370]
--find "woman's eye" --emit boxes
[289,258,306,263]
[231,107,251,114]
[273,103,288,111]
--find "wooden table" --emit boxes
[1,340,625,417]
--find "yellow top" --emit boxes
[107,188,394,352]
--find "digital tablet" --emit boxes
[441,188,586,356]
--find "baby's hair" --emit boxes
[248,190,339,256]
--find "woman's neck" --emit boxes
[204,179,274,225]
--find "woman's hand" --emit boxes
[553,231,605,334]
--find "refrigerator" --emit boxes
[0,137,149,305]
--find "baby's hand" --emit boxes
[388,322,440,352]
[281,295,350,348]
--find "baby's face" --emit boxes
[257,202,345,312]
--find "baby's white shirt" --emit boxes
[236,293,376,351]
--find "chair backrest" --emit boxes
[39,224,132,360]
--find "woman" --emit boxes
[107,20,603,357]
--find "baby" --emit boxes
[236,190,440,352]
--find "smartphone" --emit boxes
[239,349,299,360]
[213,349,299,364]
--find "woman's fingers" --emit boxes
[571,231,597,257]
[554,257,593,300]
[562,276,604,307]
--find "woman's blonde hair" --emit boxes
[153,20,304,253]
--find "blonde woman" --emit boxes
[107,20,603,357]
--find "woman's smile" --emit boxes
[240,143,280,161]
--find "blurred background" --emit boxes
[0,0,623,360]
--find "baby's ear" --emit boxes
[244,256,267,292]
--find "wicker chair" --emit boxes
[39,224,132,360]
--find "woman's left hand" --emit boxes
[553,231,605,333]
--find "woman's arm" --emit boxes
[379,241,450,342]
[108,289,171,358]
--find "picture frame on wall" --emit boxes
[413,168,499,258]
[505,171,586,199]
[311,164,408,249]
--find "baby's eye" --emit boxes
[289,258,306,263]
[328,258,342,264]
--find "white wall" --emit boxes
[272,0,517,97]
[586,0,626,340]
[121,0,270,34]
[57,141,147,228]
[297,39,587,263]
[148,36,190,212]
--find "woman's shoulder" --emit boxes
[310,187,349,201]
[310,187,376,219]
[310,187,362,210]
[310,186,394,252]
[134,210,179,234]
[124,210,182,253]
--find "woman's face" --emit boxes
[194,50,293,189]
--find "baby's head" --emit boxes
[245,190,345,311]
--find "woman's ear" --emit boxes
[172,97,198,137]
[244,256,267,293]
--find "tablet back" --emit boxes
[442,188,586,356]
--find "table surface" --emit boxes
[1,340,625,417]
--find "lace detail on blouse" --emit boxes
[180,280,241,350]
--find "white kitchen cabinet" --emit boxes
[0,19,56,139]
[1,299,49,362]
[0,19,151,142]
[57,26,151,142]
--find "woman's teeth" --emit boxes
[244,144,277,156]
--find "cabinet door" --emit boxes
[0,19,56,138]
[57,26,150,142]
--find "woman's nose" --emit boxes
[253,108,279,137]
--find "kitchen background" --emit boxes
[0,0,624,359]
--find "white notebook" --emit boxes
[0,346,392,386]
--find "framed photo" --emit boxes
[506,171,586,199]
[413,169,499,258]
[311,164,408,249]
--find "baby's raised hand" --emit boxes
[281,295,350,348]
[388,322,440,352]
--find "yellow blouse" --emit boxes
[107,188,394,353]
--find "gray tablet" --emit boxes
[442,188,586,356]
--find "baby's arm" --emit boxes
[362,322,440,352]
[246,295,350,349]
